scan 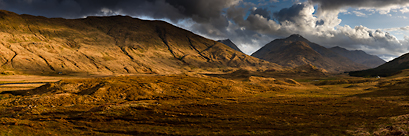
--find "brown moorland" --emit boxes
[0,71,409,135]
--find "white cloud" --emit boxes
[384,26,409,32]
[401,7,409,13]
[352,11,366,17]
[354,4,409,16]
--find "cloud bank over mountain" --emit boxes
[1,0,409,61]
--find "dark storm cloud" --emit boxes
[0,0,239,37]
[164,0,236,23]
[251,8,271,20]
[0,0,238,21]
[226,5,282,35]
[309,0,409,10]
[273,3,306,23]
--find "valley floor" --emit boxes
[0,72,409,135]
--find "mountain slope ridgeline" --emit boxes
[217,39,243,53]
[330,46,385,68]
[0,10,279,75]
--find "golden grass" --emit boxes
[0,74,409,135]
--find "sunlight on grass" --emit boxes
[0,74,408,135]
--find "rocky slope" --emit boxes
[330,46,385,68]
[350,52,409,77]
[0,10,279,75]
[251,34,368,73]
[217,39,243,53]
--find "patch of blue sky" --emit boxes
[338,8,409,39]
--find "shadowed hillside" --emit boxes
[350,52,409,77]
[0,10,279,75]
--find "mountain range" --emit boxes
[0,10,278,75]
[250,34,381,72]
[329,46,385,68]
[0,10,395,75]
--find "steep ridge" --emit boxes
[0,10,279,75]
[330,46,385,68]
[251,34,368,73]
[350,53,409,77]
[217,39,243,53]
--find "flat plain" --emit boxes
[0,70,408,135]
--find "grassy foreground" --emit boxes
[0,74,409,135]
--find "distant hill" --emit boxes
[251,34,368,73]
[349,53,409,77]
[330,46,385,68]
[0,10,279,75]
[217,39,243,53]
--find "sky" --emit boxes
[1,0,409,61]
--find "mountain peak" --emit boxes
[252,34,369,72]
[218,39,243,53]
[286,34,308,42]
[218,39,232,43]
[290,34,303,38]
